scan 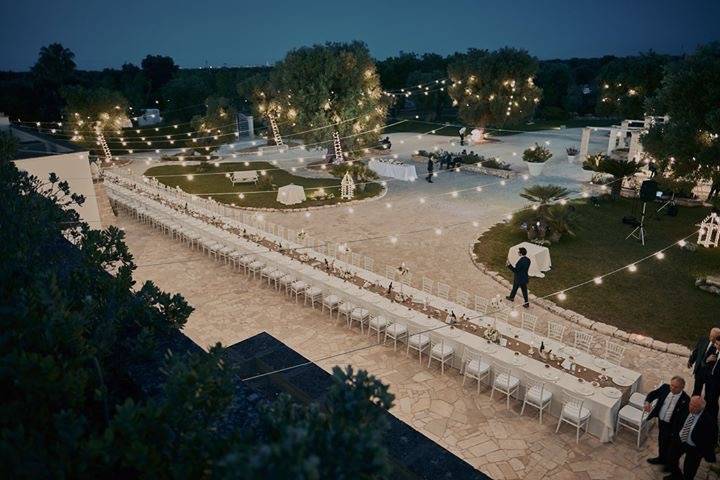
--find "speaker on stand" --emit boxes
[626,180,657,245]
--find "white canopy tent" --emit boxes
[276,184,306,205]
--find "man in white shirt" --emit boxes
[645,376,690,473]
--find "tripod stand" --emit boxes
[626,202,647,245]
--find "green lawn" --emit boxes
[473,197,719,346]
[144,161,382,209]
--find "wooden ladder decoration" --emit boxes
[269,114,284,147]
[95,125,112,163]
[332,131,344,162]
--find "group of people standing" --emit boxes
[645,327,720,479]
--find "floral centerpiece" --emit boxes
[484,327,500,343]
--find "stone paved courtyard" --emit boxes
[100,127,715,479]
[98,185,714,479]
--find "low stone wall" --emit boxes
[460,164,518,179]
[470,247,691,358]
[230,185,387,213]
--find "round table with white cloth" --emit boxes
[276,184,306,205]
[507,242,552,278]
[368,159,417,181]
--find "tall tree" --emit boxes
[0,131,19,163]
[596,52,670,119]
[534,62,574,119]
[62,86,130,146]
[448,48,542,129]
[31,43,77,120]
[141,55,179,104]
[405,69,450,121]
[191,96,237,149]
[642,43,720,182]
[161,74,211,122]
[252,42,389,151]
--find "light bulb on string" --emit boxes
[557,292,567,301]
[655,251,665,259]
[628,264,637,272]
[593,277,603,285]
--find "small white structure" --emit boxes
[136,109,162,127]
[470,128,485,144]
[341,172,355,200]
[14,151,102,227]
[276,184,306,205]
[230,170,258,184]
[579,116,670,163]
[698,212,720,248]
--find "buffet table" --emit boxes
[368,158,417,181]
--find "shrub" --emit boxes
[480,157,512,170]
[522,143,553,163]
[655,176,697,199]
[256,173,274,190]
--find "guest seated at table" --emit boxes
[645,376,690,475]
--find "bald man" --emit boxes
[688,327,720,396]
[665,396,718,480]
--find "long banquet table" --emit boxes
[105,173,641,443]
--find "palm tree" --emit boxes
[582,154,640,199]
[32,43,76,86]
[518,184,573,243]
[520,184,571,212]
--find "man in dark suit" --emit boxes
[688,327,720,395]
[645,376,691,474]
[665,395,718,480]
[426,158,434,183]
[703,336,720,413]
[506,247,531,308]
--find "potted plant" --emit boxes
[522,143,553,177]
[566,147,579,163]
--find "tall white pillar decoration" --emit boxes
[95,125,112,163]
[268,114,284,147]
[579,128,591,161]
[332,131,344,163]
[698,213,720,248]
[341,171,355,200]
[628,132,641,162]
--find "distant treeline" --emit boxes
[0,43,679,126]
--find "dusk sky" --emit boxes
[2,0,719,71]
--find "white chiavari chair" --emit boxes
[556,393,591,444]
[427,333,454,374]
[574,331,594,354]
[604,340,626,366]
[490,363,520,410]
[436,282,450,302]
[461,347,490,394]
[521,313,538,333]
[547,321,566,342]
[521,374,552,424]
[384,321,408,351]
[474,295,490,314]
[407,326,431,364]
[456,290,470,308]
[364,256,374,272]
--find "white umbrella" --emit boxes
[276,184,306,205]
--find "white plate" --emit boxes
[541,370,560,382]
[573,383,595,396]
[612,375,635,387]
[602,387,622,399]
[560,347,580,358]
[481,343,498,354]
[594,358,612,369]
[511,355,527,366]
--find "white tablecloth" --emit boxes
[276,184,306,205]
[106,177,641,443]
[368,159,417,181]
[507,242,552,278]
